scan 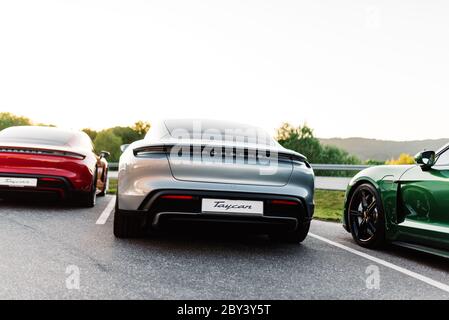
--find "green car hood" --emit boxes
[348,165,416,190]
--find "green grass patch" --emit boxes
[107,178,117,195]
[107,178,345,222]
[313,189,345,222]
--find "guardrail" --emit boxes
[311,164,372,171]
[109,162,119,170]
[107,163,372,171]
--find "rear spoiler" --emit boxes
[0,146,86,160]
[133,144,309,165]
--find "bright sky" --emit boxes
[1,0,448,140]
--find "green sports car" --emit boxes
[343,143,449,257]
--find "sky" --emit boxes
[1,0,449,141]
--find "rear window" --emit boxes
[164,119,275,145]
[0,127,76,146]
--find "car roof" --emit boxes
[0,126,88,147]
[161,119,275,142]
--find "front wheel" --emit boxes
[269,221,310,244]
[347,183,385,249]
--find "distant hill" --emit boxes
[319,138,449,161]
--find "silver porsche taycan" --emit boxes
[114,119,315,243]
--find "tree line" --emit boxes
[0,112,413,166]
[0,112,150,162]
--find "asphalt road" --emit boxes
[1,195,449,300]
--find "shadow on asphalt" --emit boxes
[382,245,449,271]
[0,195,106,210]
[116,229,308,254]
[320,222,449,272]
[1,196,306,253]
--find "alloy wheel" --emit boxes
[348,186,379,243]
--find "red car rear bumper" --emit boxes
[0,152,95,198]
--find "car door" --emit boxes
[397,148,449,247]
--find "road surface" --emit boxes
[1,195,449,299]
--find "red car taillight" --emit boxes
[0,147,85,160]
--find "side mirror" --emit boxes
[100,151,110,159]
[120,144,130,152]
[415,150,436,170]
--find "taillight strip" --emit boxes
[270,200,299,206]
[0,147,85,159]
[160,195,194,200]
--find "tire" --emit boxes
[77,171,97,208]
[98,169,108,197]
[347,183,386,249]
[113,198,144,238]
[269,221,310,244]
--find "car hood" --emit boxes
[350,164,416,188]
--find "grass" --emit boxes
[314,189,345,222]
[106,178,345,222]
[107,178,117,195]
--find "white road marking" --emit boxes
[309,232,449,294]
[96,196,116,225]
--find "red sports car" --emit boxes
[0,126,109,207]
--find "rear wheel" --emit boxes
[269,221,310,244]
[77,172,97,208]
[347,183,385,248]
[113,198,145,238]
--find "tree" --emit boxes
[276,122,360,165]
[83,122,151,161]
[365,159,385,166]
[0,112,31,130]
[276,123,323,163]
[82,128,98,141]
[111,126,141,145]
[133,121,151,139]
[386,153,415,165]
[276,122,361,176]
[320,145,360,165]
[93,129,123,162]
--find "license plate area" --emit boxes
[0,177,38,188]
[201,198,263,215]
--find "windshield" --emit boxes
[0,126,76,146]
[164,119,277,146]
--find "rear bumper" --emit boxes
[0,172,90,200]
[0,154,95,192]
[118,189,313,232]
[154,212,298,232]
